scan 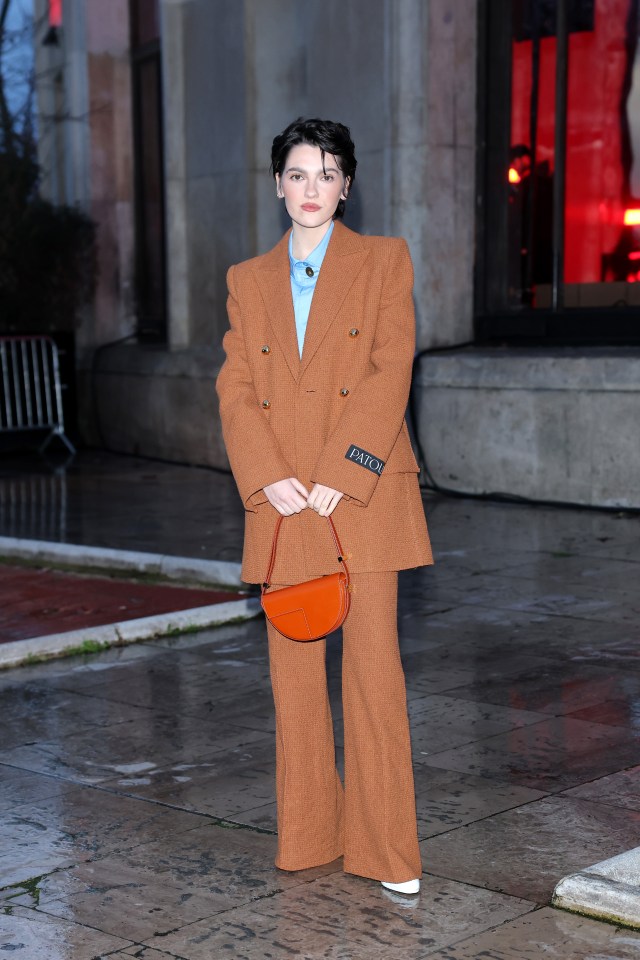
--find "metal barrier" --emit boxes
[0,336,75,454]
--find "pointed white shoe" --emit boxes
[381,878,420,895]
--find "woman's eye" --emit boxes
[322,175,335,182]
[290,174,303,181]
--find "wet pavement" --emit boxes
[1,452,640,957]
[0,451,243,562]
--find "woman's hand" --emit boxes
[307,483,344,517]
[264,478,310,516]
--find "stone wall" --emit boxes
[83,0,478,466]
[38,0,639,507]
[415,349,640,508]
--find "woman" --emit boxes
[216,118,433,895]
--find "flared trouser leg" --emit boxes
[267,620,344,870]
[266,571,421,882]
[342,571,421,882]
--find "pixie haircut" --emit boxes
[270,118,357,220]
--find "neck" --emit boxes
[290,219,334,260]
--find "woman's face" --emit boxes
[276,143,349,229]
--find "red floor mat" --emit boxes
[0,565,245,642]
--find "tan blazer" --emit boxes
[216,220,433,584]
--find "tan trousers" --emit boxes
[266,570,422,883]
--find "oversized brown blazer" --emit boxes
[216,219,433,585]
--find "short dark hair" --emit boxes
[270,118,357,220]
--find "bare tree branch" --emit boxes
[0,0,12,37]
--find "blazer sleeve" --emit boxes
[310,239,415,507]
[216,265,293,512]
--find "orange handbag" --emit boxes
[261,514,351,641]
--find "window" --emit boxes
[477,0,640,342]
[130,0,166,341]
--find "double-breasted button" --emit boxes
[339,388,350,397]
[261,399,271,409]
[261,345,271,354]
[349,328,359,338]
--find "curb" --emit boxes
[0,597,263,670]
[0,536,243,588]
[552,847,640,930]
[0,536,261,670]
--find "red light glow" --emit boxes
[508,167,521,184]
[628,251,640,260]
[624,208,640,226]
[49,0,62,27]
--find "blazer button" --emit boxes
[262,399,271,409]
[339,388,349,397]
[349,328,359,337]
[261,345,270,354]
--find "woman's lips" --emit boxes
[301,204,321,211]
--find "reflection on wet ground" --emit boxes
[1,452,640,957]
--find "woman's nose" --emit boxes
[305,180,319,197]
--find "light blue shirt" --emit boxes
[289,221,334,358]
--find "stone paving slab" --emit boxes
[426,906,640,958]
[424,794,640,904]
[0,905,132,958]
[0,451,245,562]
[140,870,535,959]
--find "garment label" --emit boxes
[345,445,385,475]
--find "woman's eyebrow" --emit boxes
[285,165,340,174]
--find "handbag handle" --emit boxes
[262,514,350,593]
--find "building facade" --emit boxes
[33,0,640,508]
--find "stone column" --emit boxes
[243,0,306,256]
[33,0,91,210]
[383,0,429,336]
[160,0,193,350]
[384,0,477,350]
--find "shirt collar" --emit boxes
[288,220,335,275]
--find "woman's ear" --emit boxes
[275,174,284,199]
[341,176,351,201]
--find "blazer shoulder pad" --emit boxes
[231,253,265,277]
[360,234,410,269]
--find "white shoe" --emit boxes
[381,878,420,895]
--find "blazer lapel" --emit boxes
[300,221,369,375]
[253,230,301,382]
[252,221,369,382]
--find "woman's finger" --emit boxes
[290,477,310,499]
[309,485,328,509]
[322,491,344,516]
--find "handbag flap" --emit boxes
[261,572,349,641]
